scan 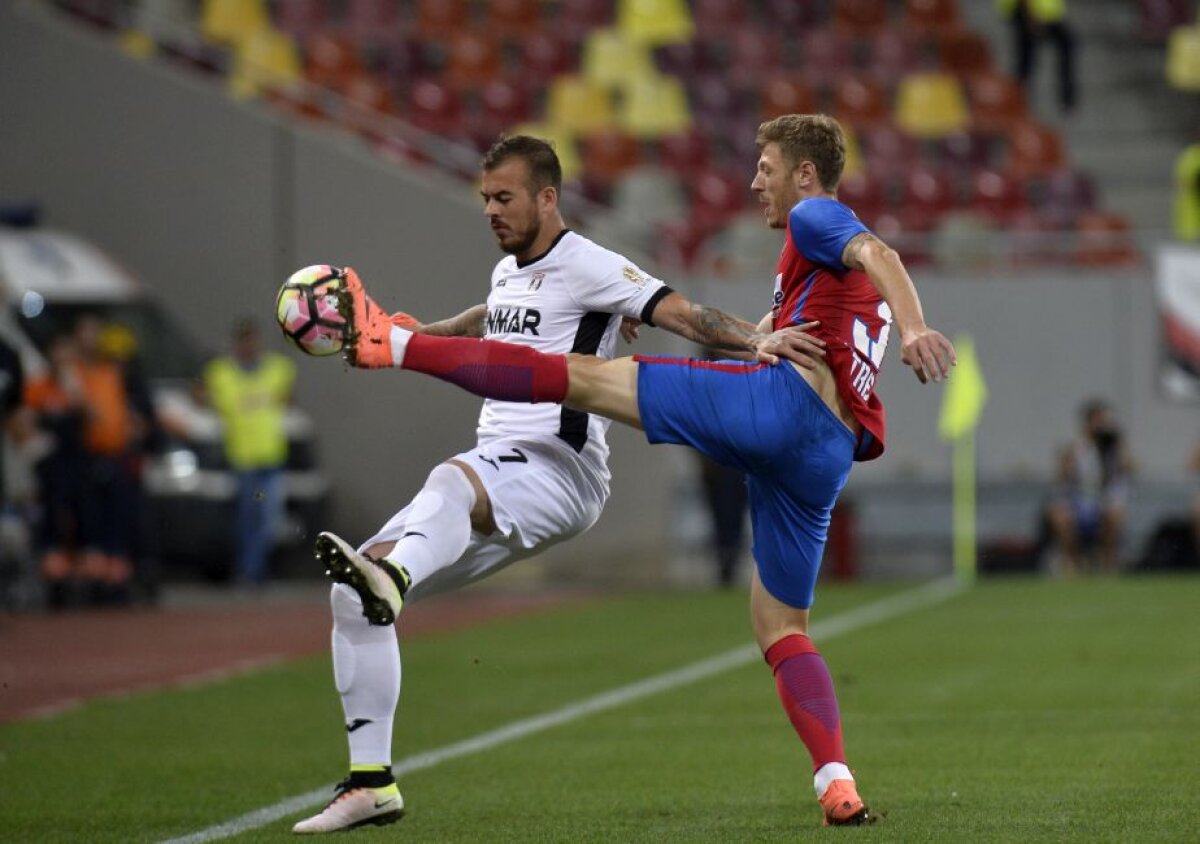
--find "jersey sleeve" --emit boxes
[568,250,670,323]
[788,198,868,272]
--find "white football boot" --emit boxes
[292,780,405,834]
[314,531,409,626]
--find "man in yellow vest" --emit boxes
[998,0,1077,114]
[205,318,295,585]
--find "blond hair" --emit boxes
[755,114,847,192]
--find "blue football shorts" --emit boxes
[636,356,855,609]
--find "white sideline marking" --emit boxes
[160,577,963,843]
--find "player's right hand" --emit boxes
[750,321,825,368]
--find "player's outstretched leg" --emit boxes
[315,531,411,626]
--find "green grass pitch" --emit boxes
[2,575,1197,842]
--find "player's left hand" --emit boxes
[900,327,956,383]
[750,321,826,368]
[620,317,641,344]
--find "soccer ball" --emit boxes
[275,265,348,357]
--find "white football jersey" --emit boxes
[476,229,669,468]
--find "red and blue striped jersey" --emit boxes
[771,197,890,461]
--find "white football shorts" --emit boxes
[358,435,610,601]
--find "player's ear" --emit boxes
[538,185,558,212]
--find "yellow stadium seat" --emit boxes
[894,72,969,139]
[1173,143,1200,240]
[842,125,864,179]
[118,29,157,59]
[201,0,269,45]
[508,122,582,182]
[618,72,691,139]
[617,0,695,46]
[228,27,301,100]
[1166,26,1200,91]
[582,28,655,91]
[547,75,616,135]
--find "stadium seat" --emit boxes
[903,0,961,35]
[1034,167,1097,228]
[583,28,656,91]
[938,30,994,77]
[936,131,996,173]
[689,168,751,230]
[871,210,934,264]
[759,76,819,120]
[860,124,920,179]
[762,0,825,28]
[894,72,970,138]
[273,0,327,42]
[580,128,643,191]
[725,28,785,90]
[559,0,616,40]
[688,73,754,139]
[832,75,890,130]
[617,0,695,45]
[201,0,268,45]
[833,0,889,36]
[656,217,714,270]
[900,165,961,221]
[1005,118,1066,179]
[689,0,746,38]
[405,78,464,135]
[658,128,713,175]
[444,30,503,92]
[342,0,402,46]
[1139,0,1196,43]
[798,28,860,90]
[618,72,692,138]
[521,31,578,78]
[1075,211,1140,265]
[484,0,542,40]
[415,0,468,39]
[843,125,865,178]
[1166,25,1200,91]
[655,40,719,77]
[838,171,887,223]
[341,71,397,142]
[965,69,1027,134]
[547,75,616,135]
[864,30,924,85]
[228,26,301,100]
[969,167,1029,223]
[304,32,362,93]
[478,79,535,134]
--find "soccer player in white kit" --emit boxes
[293,136,825,834]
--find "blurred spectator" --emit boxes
[998,0,1078,115]
[23,333,89,609]
[0,332,29,606]
[1172,138,1200,241]
[73,315,146,605]
[697,452,748,588]
[1046,398,1133,575]
[0,333,24,508]
[204,318,295,587]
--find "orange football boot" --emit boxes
[336,266,416,368]
[820,779,872,827]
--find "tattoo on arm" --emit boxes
[841,232,882,271]
[419,304,487,338]
[680,304,758,351]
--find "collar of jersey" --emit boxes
[515,228,572,269]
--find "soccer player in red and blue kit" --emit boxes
[328,114,955,828]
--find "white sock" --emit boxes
[331,583,400,767]
[383,463,476,589]
[814,762,854,798]
[389,326,413,367]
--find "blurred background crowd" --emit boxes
[0,0,1198,612]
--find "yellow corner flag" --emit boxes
[938,335,988,441]
[938,335,987,585]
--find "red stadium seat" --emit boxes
[304,33,362,93]
[658,128,713,175]
[415,0,468,39]
[484,0,542,40]
[341,71,397,142]
[759,76,819,120]
[443,30,503,92]
[580,128,643,189]
[832,75,890,130]
[558,0,615,40]
[938,30,994,77]
[1036,167,1097,223]
[725,28,785,89]
[655,40,719,77]
[521,31,578,79]
[837,171,888,224]
[969,167,1029,223]
[274,0,328,41]
[936,131,996,173]
[1075,211,1140,265]
[798,28,859,90]
[860,124,920,178]
[762,0,826,28]
[691,0,747,38]
[342,0,402,45]
[690,168,751,229]
[1005,118,1066,179]
[903,0,961,36]
[900,165,961,224]
[405,78,463,135]
[965,69,1027,134]
[478,79,535,131]
[832,0,889,36]
[864,30,925,84]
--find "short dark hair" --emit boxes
[482,135,563,195]
[755,114,847,192]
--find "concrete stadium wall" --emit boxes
[2,5,1195,577]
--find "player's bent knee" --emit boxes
[331,582,364,622]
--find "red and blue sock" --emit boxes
[764,634,847,774]
[394,332,568,403]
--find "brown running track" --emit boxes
[0,589,586,723]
